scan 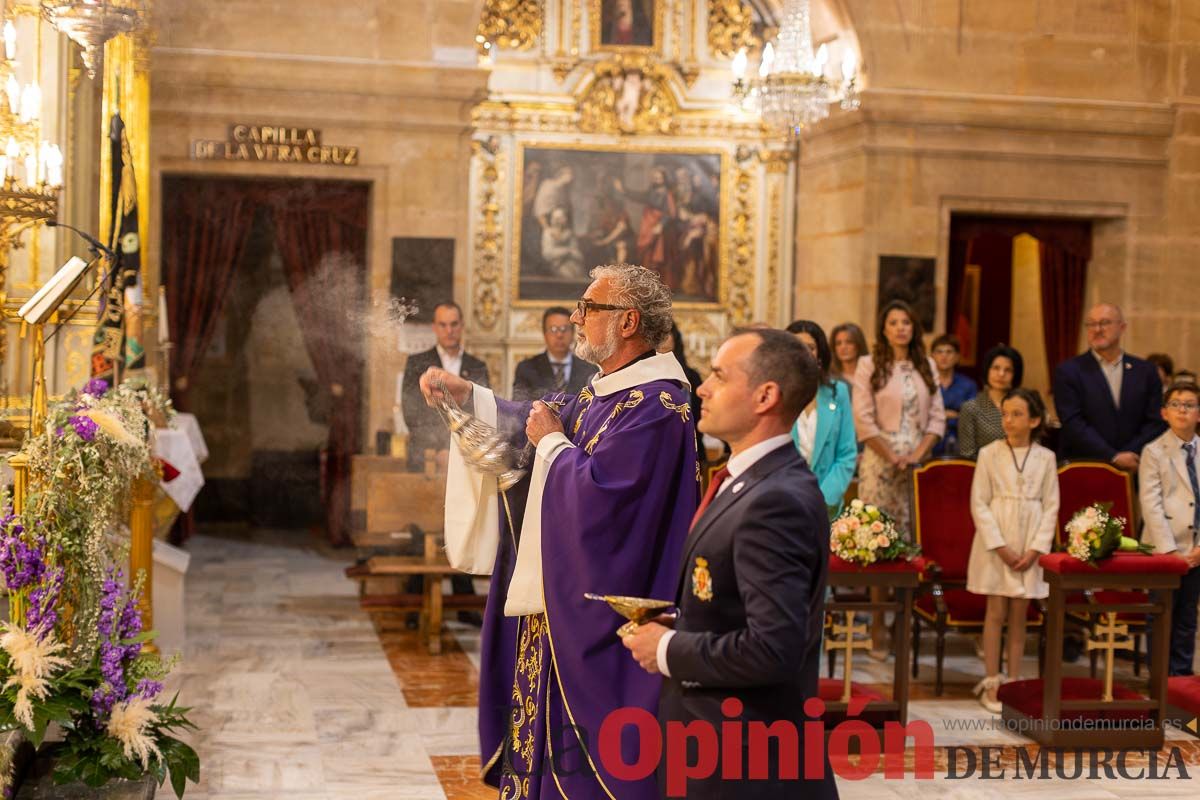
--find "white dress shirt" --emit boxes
[1092,349,1124,408]
[656,432,795,675]
[437,345,463,377]
[794,407,817,462]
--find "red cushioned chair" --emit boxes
[910,458,1044,695]
[1056,460,1148,677]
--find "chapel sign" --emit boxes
[190,125,360,166]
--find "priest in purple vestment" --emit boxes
[419,263,700,799]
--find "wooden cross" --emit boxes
[1086,612,1133,702]
[824,614,870,703]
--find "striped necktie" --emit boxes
[1185,442,1200,540]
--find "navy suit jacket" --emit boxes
[510,352,599,402]
[400,347,490,470]
[1052,351,1165,461]
[660,442,837,799]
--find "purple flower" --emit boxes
[0,529,47,592]
[135,679,162,700]
[67,415,98,442]
[91,569,147,720]
[25,566,62,640]
[82,378,109,398]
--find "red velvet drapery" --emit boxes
[948,216,1091,386]
[269,190,368,547]
[160,177,369,545]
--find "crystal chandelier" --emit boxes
[41,0,144,79]
[0,12,63,241]
[730,0,859,138]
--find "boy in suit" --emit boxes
[622,329,838,799]
[1140,381,1200,675]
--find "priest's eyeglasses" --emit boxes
[575,299,633,320]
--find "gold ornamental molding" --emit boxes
[578,55,679,136]
[476,0,543,54]
[726,156,756,325]
[766,181,781,323]
[708,0,758,60]
[472,139,504,332]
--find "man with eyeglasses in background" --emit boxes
[1052,302,1166,470]
[511,306,599,401]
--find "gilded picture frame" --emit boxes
[591,0,664,54]
[512,142,729,310]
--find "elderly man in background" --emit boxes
[1053,303,1165,470]
[420,263,699,799]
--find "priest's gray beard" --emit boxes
[574,315,620,366]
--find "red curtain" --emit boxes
[162,182,255,411]
[1039,240,1089,386]
[161,177,369,546]
[948,216,1091,385]
[269,187,368,547]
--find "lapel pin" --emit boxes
[828,402,837,411]
[731,482,744,494]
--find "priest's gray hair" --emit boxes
[590,263,673,348]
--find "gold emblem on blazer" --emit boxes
[692,556,713,602]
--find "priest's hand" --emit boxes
[420,367,471,407]
[623,621,669,674]
[525,401,564,446]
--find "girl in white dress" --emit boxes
[966,388,1060,713]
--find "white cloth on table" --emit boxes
[172,413,208,464]
[153,428,205,512]
[966,440,1060,599]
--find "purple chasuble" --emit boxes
[477,377,699,798]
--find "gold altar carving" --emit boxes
[477,0,543,54]
[707,0,758,60]
[472,139,503,332]
[726,158,756,325]
[577,55,678,135]
[766,181,781,324]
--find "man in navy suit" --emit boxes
[623,329,838,799]
[511,306,599,401]
[1053,303,1165,470]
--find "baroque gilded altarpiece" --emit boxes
[468,0,796,389]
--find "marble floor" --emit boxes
[171,528,1200,799]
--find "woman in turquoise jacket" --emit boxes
[786,320,860,518]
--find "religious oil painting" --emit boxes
[593,0,661,51]
[877,255,937,332]
[515,144,724,305]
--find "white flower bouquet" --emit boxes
[830,499,920,565]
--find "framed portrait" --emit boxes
[514,143,726,306]
[876,255,936,332]
[592,0,663,52]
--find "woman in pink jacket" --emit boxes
[853,300,947,656]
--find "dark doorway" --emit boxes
[947,215,1092,388]
[160,176,369,544]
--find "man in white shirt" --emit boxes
[400,301,490,472]
[622,329,838,799]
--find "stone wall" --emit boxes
[795,0,1198,368]
[149,0,488,442]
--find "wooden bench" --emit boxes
[350,552,486,654]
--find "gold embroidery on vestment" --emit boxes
[584,389,645,454]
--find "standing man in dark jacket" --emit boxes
[1053,303,1165,470]
[401,301,490,472]
[623,328,838,799]
[511,306,599,401]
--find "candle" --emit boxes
[23,154,35,185]
[158,286,169,344]
[3,21,15,62]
